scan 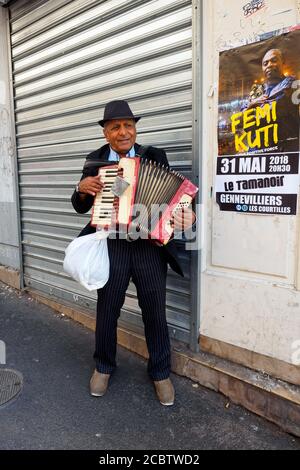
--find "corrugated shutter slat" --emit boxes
[10,0,193,343]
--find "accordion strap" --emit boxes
[135,145,150,158]
[83,145,150,170]
[83,160,114,169]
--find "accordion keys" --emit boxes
[91,166,119,228]
[163,194,194,238]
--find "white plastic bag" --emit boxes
[63,231,110,291]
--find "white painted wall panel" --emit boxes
[0,6,20,270]
[201,0,300,365]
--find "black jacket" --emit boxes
[71,143,184,277]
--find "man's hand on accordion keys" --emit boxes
[78,176,104,197]
[171,207,196,232]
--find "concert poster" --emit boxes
[216,27,300,215]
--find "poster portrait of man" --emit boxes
[218,28,300,156]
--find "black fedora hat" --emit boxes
[98,100,141,127]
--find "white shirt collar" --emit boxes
[108,146,135,161]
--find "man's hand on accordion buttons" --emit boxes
[171,207,196,232]
[78,176,104,197]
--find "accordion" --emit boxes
[91,157,198,245]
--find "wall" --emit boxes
[0,6,20,270]
[201,0,300,368]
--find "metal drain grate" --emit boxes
[0,369,23,406]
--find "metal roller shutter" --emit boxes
[9,0,194,344]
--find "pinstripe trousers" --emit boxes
[94,238,171,381]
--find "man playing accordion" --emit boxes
[71,100,196,406]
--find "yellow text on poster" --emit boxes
[231,102,278,152]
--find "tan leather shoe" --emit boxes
[154,378,175,406]
[90,370,110,397]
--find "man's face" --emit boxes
[262,50,284,82]
[103,119,137,155]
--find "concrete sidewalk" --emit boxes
[0,281,299,450]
